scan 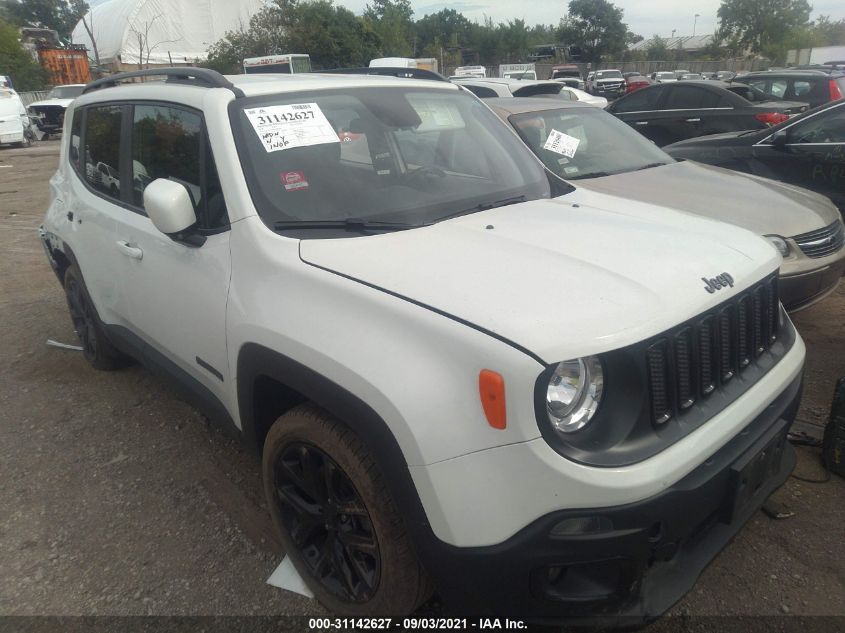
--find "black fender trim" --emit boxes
[236,343,438,552]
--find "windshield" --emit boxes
[47,85,84,99]
[509,107,673,180]
[231,87,554,234]
[656,73,675,80]
[596,71,622,79]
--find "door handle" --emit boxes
[116,241,143,260]
[685,118,701,122]
[634,121,648,126]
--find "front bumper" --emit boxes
[780,256,845,312]
[417,371,801,624]
[592,85,625,99]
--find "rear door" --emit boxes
[608,85,666,143]
[63,104,132,328]
[111,102,232,397]
[658,85,746,143]
[752,103,845,215]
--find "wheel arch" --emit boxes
[236,342,430,530]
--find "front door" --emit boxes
[112,102,232,398]
[753,103,845,216]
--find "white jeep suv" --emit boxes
[41,68,805,622]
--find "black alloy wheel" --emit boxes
[66,274,98,362]
[273,442,381,603]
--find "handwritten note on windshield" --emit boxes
[543,129,580,158]
[244,103,339,153]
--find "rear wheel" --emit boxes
[262,404,432,615]
[63,264,129,370]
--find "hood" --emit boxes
[27,98,73,109]
[577,161,840,238]
[299,191,778,362]
[665,131,750,148]
[595,77,624,84]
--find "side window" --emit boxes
[792,81,812,97]
[69,107,82,172]
[131,104,228,229]
[789,107,845,144]
[769,79,787,98]
[663,86,708,109]
[84,105,122,200]
[613,86,663,112]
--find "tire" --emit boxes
[262,403,432,615]
[63,264,129,370]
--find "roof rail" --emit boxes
[314,67,449,82]
[82,67,244,97]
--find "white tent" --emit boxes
[72,0,265,67]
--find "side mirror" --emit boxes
[770,129,789,150]
[143,178,198,236]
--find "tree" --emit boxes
[645,34,668,59]
[69,0,98,67]
[716,0,811,61]
[364,0,413,57]
[205,0,381,74]
[0,17,48,89]
[128,12,179,69]
[561,0,629,64]
[0,0,85,39]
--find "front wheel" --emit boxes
[262,404,432,615]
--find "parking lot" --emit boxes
[1,140,844,625]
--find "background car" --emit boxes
[454,78,607,106]
[624,75,652,93]
[679,73,705,81]
[27,83,85,139]
[664,99,845,218]
[586,69,625,99]
[553,76,586,90]
[487,96,845,311]
[732,69,845,108]
[606,81,807,146]
[0,88,31,147]
[652,71,678,83]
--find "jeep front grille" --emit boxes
[647,275,779,425]
[793,221,845,259]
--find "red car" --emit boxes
[625,75,652,94]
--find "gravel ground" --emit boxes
[1,141,843,630]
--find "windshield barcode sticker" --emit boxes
[244,103,339,153]
[543,129,580,158]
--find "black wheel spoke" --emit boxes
[338,528,378,554]
[299,447,327,503]
[273,441,381,603]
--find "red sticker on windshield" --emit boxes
[281,171,308,191]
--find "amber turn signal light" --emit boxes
[479,369,506,429]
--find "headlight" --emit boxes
[765,235,790,257]
[546,356,604,433]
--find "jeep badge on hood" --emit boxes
[703,273,735,294]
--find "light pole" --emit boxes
[693,13,700,37]
[671,29,676,39]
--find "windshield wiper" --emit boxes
[273,218,423,233]
[433,195,528,222]
[630,162,670,172]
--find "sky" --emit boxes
[338,0,845,39]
